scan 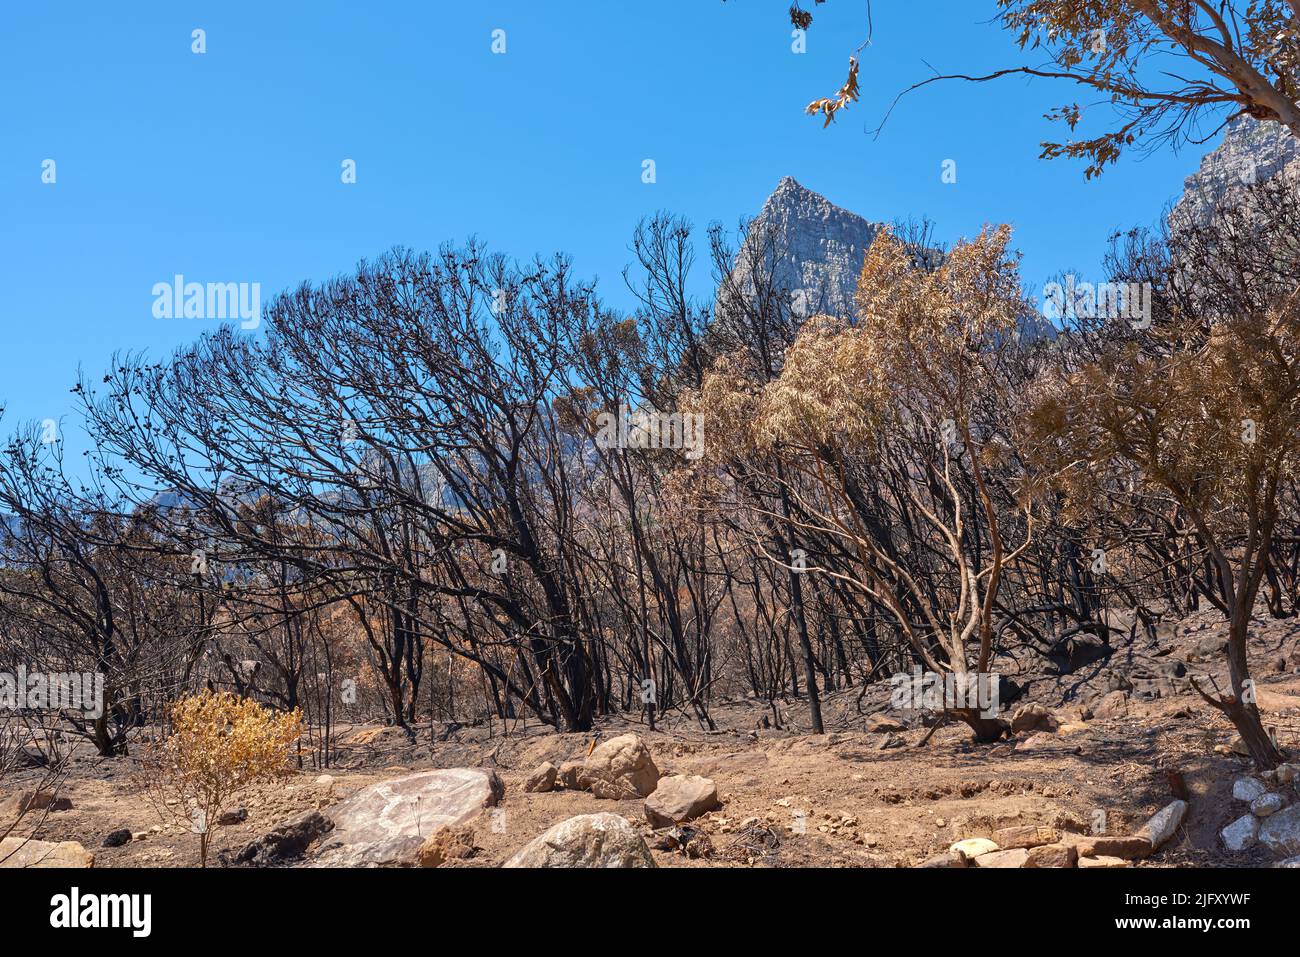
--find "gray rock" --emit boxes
[503,813,656,868]
[1251,793,1286,818]
[318,768,503,866]
[722,177,888,323]
[1221,814,1259,852]
[1232,776,1267,802]
[1258,804,1300,855]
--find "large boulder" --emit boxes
[0,837,93,868]
[504,813,656,868]
[644,775,719,827]
[318,768,503,866]
[579,734,659,800]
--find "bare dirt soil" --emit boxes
[8,607,1300,868]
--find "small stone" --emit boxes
[417,826,476,868]
[218,807,247,826]
[1251,793,1285,818]
[523,762,558,794]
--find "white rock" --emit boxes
[503,813,656,868]
[950,838,998,859]
[1221,814,1259,852]
[319,768,502,866]
[1232,776,1267,802]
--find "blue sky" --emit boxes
[1,1,1219,456]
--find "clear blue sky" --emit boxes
[1,1,1216,455]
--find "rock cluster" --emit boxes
[1220,769,1300,858]
[926,800,1187,869]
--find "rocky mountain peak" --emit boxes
[730,176,888,321]
[1171,117,1300,227]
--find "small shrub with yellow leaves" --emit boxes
[139,691,303,866]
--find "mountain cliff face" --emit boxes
[729,176,889,321]
[1171,117,1300,226]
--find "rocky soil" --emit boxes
[6,606,1300,868]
